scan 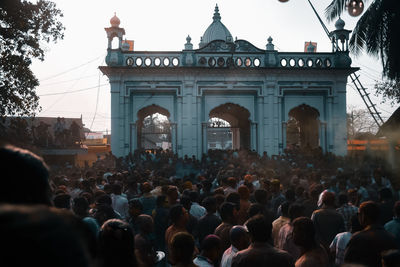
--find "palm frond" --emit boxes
[325,0,347,21]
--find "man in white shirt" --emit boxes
[221,225,250,267]
[189,191,206,219]
[111,183,129,220]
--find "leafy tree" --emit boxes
[374,80,400,106]
[325,0,400,82]
[0,0,64,117]
[347,106,378,139]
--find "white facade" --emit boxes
[101,6,356,158]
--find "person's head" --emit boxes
[0,205,91,267]
[254,189,268,205]
[238,185,250,201]
[171,232,195,266]
[156,195,167,208]
[382,249,400,267]
[292,217,317,250]
[189,191,199,203]
[321,191,335,207]
[220,202,237,224]
[53,193,71,210]
[95,194,112,206]
[200,235,222,262]
[280,201,290,218]
[180,195,192,211]
[229,225,250,251]
[99,219,136,267]
[226,192,240,209]
[285,189,296,202]
[270,179,281,194]
[128,198,143,218]
[0,145,51,205]
[248,203,264,218]
[288,203,304,222]
[245,214,272,243]
[358,201,381,228]
[227,177,237,188]
[202,196,217,214]
[350,214,363,233]
[72,197,89,218]
[112,183,123,195]
[141,182,152,194]
[167,186,179,203]
[380,188,393,202]
[338,193,348,207]
[169,204,189,227]
[136,214,154,235]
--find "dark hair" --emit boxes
[338,193,348,206]
[180,195,192,211]
[202,196,217,213]
[288,203,304,221]
[220,202,236,222]
[189,191,199,203]
[156,195,166,207]
[169,204,185,224]
[285,189,295,202]
[245,214,272,242]
[350,214,362,233]
[112,183,122,195]
[171,232,195,265]
[248,203,263,218]
[292,217,316,250]
[321,191,335,207]
[128,198,143,211]
[280,201,290,218]
[96,194,112,206]
[0,205,90,267]
[72,197,89,217]
[380,188,393,201]
[54,193,71,209]
[0,145,51,205]
[201,234,221,251]
[99,219,136,267]
[254,189,268,205]
[359,201,380,224]
[226,192,240,208]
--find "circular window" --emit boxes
[245,57,252,67]
[126,57,134,66]
[199,57,206,65]
[208,57,216,67]
[315,58,323,67]
[253,58,261,67]
[306,58,313,67]
[289,58,296,67]
[298,58,305,67]
[154,57,161,66]
[172,57,179,66]
[280,58,287,67]
[163,57,170,67]
[217,57,225,67]
[325,58,332,68]
[235,57,243,67]
[135,57,143,67]
[144,57,152,67]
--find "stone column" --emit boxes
[110,78,123,157]
[250,122,257,151]
[171,122,177,154]
[202,122,208,154]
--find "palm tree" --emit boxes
[325,0,400,81]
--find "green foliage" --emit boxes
[375,80,400,106]
[0,0,65,117]
[325,0,400,82]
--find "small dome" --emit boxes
[199,5,233,48]
[110,13,120,27]
[335,17,345,30]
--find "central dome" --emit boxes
[199,5,233,48]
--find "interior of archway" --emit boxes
[137,105,171,150]
[208,103,251,150]
[287,104,320,150]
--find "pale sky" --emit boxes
[31,0,397,132]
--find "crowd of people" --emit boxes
[1,144,400,267]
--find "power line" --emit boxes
[39,74,99,87]
[89,72,102,132]
[39,84,108,96]
[39,54,104,82]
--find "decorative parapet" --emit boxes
[108,39,352,69]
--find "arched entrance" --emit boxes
[137,105,172,150]
[286,104,320,150]
[208,103,251,150]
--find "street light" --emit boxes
[347,0,364,17]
